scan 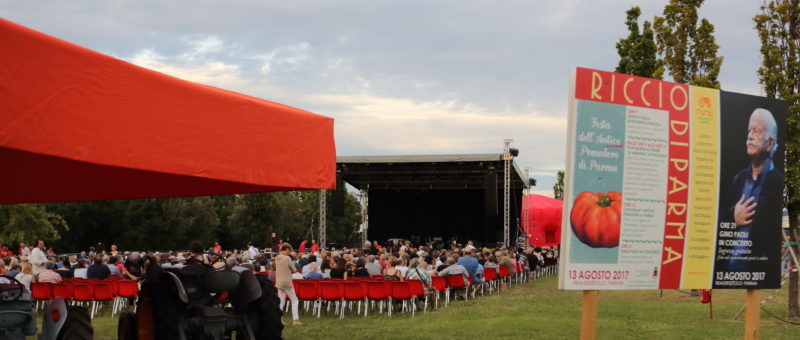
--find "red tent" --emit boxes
[521,194,562,247]
[0,18,335,203]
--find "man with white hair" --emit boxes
[720,108,783,275]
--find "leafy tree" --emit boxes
[653,0,723,88]
[754,0,800,319]
[120,197,219,251]
[0,204,66,246]
[553,171,565,200]
[616,6,664,79]
[44,200,125,252]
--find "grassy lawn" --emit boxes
[32,275,797,339]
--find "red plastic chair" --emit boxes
[498,265,511,287]
[51,282,73,301]
[30,282,52,311]
[341,281,367,318]
[388,281,415,317]
[317,281,344,318]
[114,280,140,314]
[431,276,449,308]
[366,280,389,316]
[91,281,116,319]
[294,280,321,316]
[446,274,469,303]
[407,279,428,313]
[483,268,498,293]
[72,282,94,317]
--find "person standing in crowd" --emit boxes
[19,242,29,256]
[213,241,223,254]
[465,240,476,251]
[247,242,259,258]
[30,240,47,277]
[275,244,301,326]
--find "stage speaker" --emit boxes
[332,172,344,216]
[485,172,497,215]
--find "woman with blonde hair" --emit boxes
[15,262,35,290]
[382,256,404,281]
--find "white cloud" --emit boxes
[127,49,246,89]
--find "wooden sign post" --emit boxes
[744,289,760,340]
[580,290,598,340]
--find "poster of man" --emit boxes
[714,91,786,289]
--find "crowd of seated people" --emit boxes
[0,237,559,324]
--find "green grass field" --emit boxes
[32,275,798,339]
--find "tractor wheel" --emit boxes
[117,310,137,340]
[56,306,93,340]
[240,276,283,340]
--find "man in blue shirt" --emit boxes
[457,249,483,294]
[719,108,783,284]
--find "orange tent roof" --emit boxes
[0,18,335,203]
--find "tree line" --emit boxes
[0,190,361,252]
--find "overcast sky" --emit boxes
[1,1,766,196]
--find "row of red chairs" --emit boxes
[289,279,427,318]
[31,279,139,319]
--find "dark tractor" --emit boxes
[0,275,93,340]
[118,257,283,340]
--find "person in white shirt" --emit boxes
[73,258,88,279]
[301,255,318,274]
[29,240,47,277]
[15,263,35,290]
[465,240,476,251]
[247,242,259,258]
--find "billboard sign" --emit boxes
[559,68,785,290]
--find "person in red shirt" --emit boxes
[213,241,222,254]
[310,240,320,253]
[298,240,307,254]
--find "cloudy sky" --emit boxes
[1,1,766,196]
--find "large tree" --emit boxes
[0,204,67,247]
[754,0,800,320]
[653,0,723,88]
[553,171,565,200]
[616,6,664,79]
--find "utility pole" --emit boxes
[503,139,513,247]
[360,187,369,247]
[319,189,326,250]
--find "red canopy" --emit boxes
[0,19,335,203]
[521,194,562,247]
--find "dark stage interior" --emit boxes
[337,154,530,247]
